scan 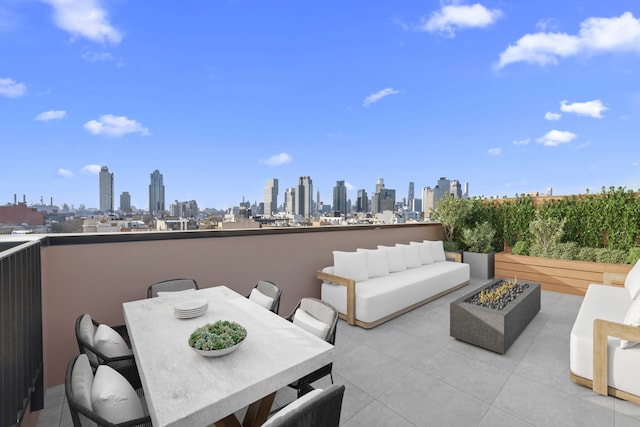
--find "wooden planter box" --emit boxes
[450,279,540,354]
[495,252,633,296]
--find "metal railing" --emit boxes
[1,240,44,427]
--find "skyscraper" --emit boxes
[295,176,313,218]
[333,180,347,216]
[285,188,295,214]
[408,181,415,209]
[120,191,131,213]
[263,178,278,216]
[356,189,368,212]
[99,166,113,213]
[149,169,165,215]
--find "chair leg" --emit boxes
[330,373,334,384]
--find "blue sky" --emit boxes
[1,1,639,210]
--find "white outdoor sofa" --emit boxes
[570,260,640,403]
[318,241,470,329]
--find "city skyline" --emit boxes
[2,1,639,209]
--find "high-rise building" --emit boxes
[284,188,295,214]
[149,169,165,215]
[408,181,415,208]
[450,180,462,199]
[295,176,313,218]
[356,189,368,212]
[99,166,113,213]
[120,192,131,213]
[263,179,278,216]
[422,186,435,218]
[378,188,396,212]
[333,180,347,216]
[170,200,198,218]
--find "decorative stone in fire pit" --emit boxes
[450,278,540,354]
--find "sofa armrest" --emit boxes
[603,272,627,287]
[593,319,640,395]
[317,270,357,325]
[445,251,462,263]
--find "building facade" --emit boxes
[149,169,165,215]
[333,180,347,216]
[120,192,131,213]
[263,179,278,217]
[295,176,313,218]
[99,166,114,213]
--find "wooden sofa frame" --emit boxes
[317,251,469,329]
[570,272,640,404]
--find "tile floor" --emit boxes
[36,278,640,426]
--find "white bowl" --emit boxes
[189,340,244,357]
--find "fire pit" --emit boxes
[450,278,540,354]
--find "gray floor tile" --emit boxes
[478,406,534,427]
[615,398,640,421]
[341,400,415,427]
[493,373,615,427]
[380,369,489,427]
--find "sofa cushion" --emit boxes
[71,354,94,412]
[396,244,421,268]
[377,246,406,272]
[424,240,446,262]
[625,259,640,300]
[410,241,434,265]
[356,248,389,278]
[92,365,144,424]
[620,297,640,349]
[333,251,369,282]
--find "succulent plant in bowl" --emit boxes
[189,320,247,354]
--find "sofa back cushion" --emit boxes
[396,244,421,268]
[377,245,407,272]
[424,240,446,262]
[621,297,640,349]
[356,248,389,278]
[625,259,640,300]
[410,241,434,265]
[333,251,369,282]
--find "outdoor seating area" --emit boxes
[36,278,640,426]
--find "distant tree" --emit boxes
[432,195,472,247]
[51,219,83,233]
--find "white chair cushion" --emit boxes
[71,354,94,411]
[249,288,275,309]
[293,308,330,339]
[377,246,406,272]
[356,248,389,278]
[396,244,421,268]
[424,240,446,262]
[156,288,196,297]
[333,250,369,282]
[621,297,640,349]
[91,365,144,424]
[93,324,132,358]
[78,314,95,347]
[410,241,434,265]
[262,388,324,426]
[625,259,640,300]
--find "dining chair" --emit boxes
[286,298,338,397]
[147,278,199,298]
[262,384,345,427]
[65,354,152,427]
[247,280,282,314]
[74,314,140,388]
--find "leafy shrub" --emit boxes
[512,240,529,255]
[461,222,496,253]
[577,247,598,262]
[626,247,640,265]
[595,248,627,264]
[552,242,580,260]
[443,241,460,252]
[433,195,472,244]
[528,212,566,258]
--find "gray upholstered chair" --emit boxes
[147,278,199,298]
[262,384,345,427]
[286,298,338,397]
[65,354,152,427]
[247,280,282,314]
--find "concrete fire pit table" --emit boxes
[450,279,541,354]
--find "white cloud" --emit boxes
[363,88,400,107]
[545,112,561,121]
[497,12,640,68]
[35,110,67,121]
[260,153,292,166]
[84,114,150,137]
[512,138,530,145]
[81,164,101,174]
[536,18,559,32]
[57,168,73,178]
[345,182,355,191]
[488,147,502,156]
[560,99,608,118]
[420,2,502,37]
[0,77,26,98]
[43,0,122,44]
[82,50,115,62]
[536,130,577,146]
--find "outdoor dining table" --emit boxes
[122,285,335,427]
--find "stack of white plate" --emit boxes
[174,298,209,319]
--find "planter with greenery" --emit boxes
[462,221,496,279]
[432,195,472,252]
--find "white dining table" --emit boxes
[122,286,335,427]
